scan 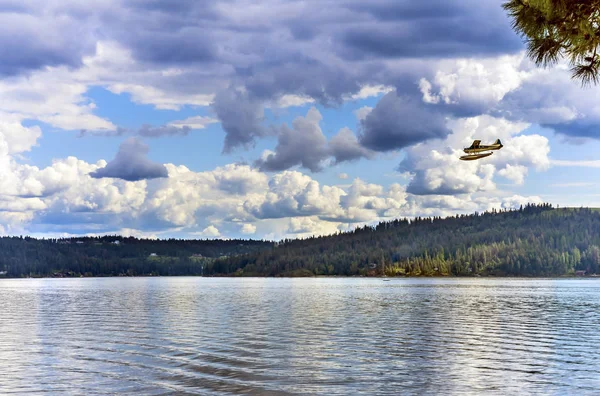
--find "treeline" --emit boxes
[210,204,600,277]
[0,236,272,278]
[2,204,600,278]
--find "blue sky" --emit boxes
[1,0,600,240]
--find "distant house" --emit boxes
[576,270,586,276]
[0,271,7,276]
[149,253,157,257]
[191,254,203,258]
[112,240,121,245]
[76,241,84,244]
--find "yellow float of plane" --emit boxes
[459,139,503,161]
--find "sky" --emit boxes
[2,0,600,241]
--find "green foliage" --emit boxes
[0,236,272,278]
[210,203,600,277]
[503,0,600,86]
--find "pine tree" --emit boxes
[503,0,600,86]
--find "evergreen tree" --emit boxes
[503,0,600,86]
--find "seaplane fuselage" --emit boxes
[459,139,503,161]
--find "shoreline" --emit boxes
[1,274,598,280]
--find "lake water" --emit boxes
[0,277,599,395]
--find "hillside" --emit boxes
[1,203,599,278]
[209,203,600,277]
[0,236,272,278]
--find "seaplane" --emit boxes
[459,139,503,161]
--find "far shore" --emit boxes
[1,274,598,280]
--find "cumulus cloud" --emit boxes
[0,3,99,76]
[418,53,600,141]
[358,91,453,152]
[353,106,373,121]
[0,0,542,158]
[0,0,529,154]
[241,223,257,235]
[0,118,41,154]
[255,107,374,172]
[212,88,269,153]
[0,128,546,239]
[200,225,220,238]
[498,164,528,185]
[329,127,375,164]
[418,54,529,116]
[256,107,329,172]
[0,0,576,239]
[340,0,522,60]
[398,115,550,196]
[168,116,219,130]
[90,138,168,181]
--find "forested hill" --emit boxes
[209,204,600,277]
[0,236,272,278]
[1,204,600,278]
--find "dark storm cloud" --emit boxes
[242,54,368,104]
[3,0,523,79]
[4,0,530,158]
[358,91,452,152]
[329,128,375,164]
[255,108,329,173]
[0,12,95,76]
[123,0,200,14]
[90,138,168,182]
[212,88,269,153]
[339,0,523,60]
[123,28,218,65]
[541,121,600,140]
[253,107,376,173]
[345,0,467,20]
[493,77,600,140]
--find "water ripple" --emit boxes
[0,277,599,395]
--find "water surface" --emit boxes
[0,277,599,395]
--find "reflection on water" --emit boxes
[0,277,599,395]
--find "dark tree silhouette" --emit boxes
[504,0,600,86]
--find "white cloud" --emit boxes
[498,164,528,185]
[168,116,219,130]
[269,94,316,108]
[353,106,373,121]
[0,144,547,239]
[240,223,256,234]
[108,83,215,111]
[0,118,42,154]
[345,84,394,101]
[200,225,220,238]
[400,115,550,195]
[419,53,531,113]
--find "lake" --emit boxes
[0,277,599,395]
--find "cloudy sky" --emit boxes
[2,0,600,240]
